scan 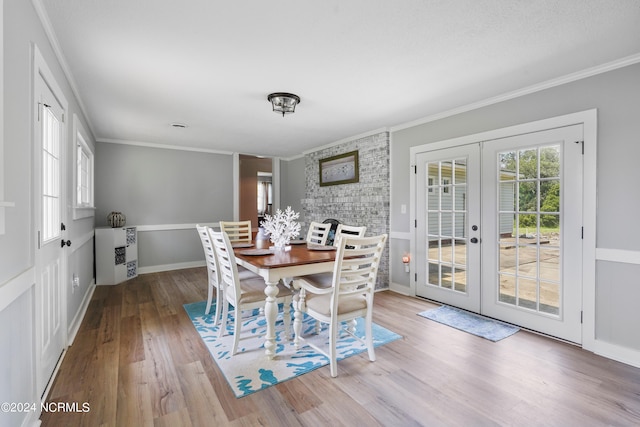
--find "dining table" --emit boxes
[232,238,339,359]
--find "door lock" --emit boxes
[470,237,479,244]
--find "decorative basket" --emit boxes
[107,211,126,228]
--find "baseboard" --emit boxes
[67,280,96,345]
[138,260,205,275]
[592,340,640,369]
[389,281,412,296]
[20,410,41,427]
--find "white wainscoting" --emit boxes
[0,267,35,313]
[593,247,640,368]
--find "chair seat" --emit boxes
[302,292,367,317]
[295,272,332,289]
[237,265,260,280]
[230,277,293,305]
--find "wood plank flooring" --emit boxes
[41,267,640,426]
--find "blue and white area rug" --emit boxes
[184,301,401,398]
[418,305,519,342]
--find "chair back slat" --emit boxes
[219,220,252,243]
[333,224,367,247]
[306,221,331,245]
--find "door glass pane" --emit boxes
[441,161,453,182]
[441,265,452,289]
[499,274,516,304]
[541,181,560,214]
[453,212,465,238]
[518,278,538,310]
[517,246,538,277]
[500,151,517,181]
[455,239,467,267]
[518,148,537,179]
[540,282,560,315]
[454,159,467,184]
[519,182,537,212]
[441,242,453,263]
[454,186,466,210]
[496,145,562,317]
[540,146,560,178]
[539,248,560,282]
[499,213,515,243]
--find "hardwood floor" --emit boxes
[42,267,640,426]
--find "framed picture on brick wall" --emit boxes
[319,150,359,186]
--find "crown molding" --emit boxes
[391,52,640,132]
[96,138,235,156]
[31,0,97,141]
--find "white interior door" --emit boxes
[482,125,583,343]
[34,65,67,399]
[415,144,481,312]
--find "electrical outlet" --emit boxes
[72,274,80,293]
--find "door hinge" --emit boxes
[575,140,584,155]
[415,273,417,282]
[581,227,584,239]
[414,219,417,228]
[413,165,417,174]
[581,311,583,324]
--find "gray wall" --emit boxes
[390,62,640,355]
[1,0,96,425]
[279,156,305,216]
[95,142,235,270]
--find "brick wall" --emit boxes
[301,131,390,289]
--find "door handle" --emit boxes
[61,239,72,248]
[470,237,479,244]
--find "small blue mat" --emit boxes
[418,305,519,342]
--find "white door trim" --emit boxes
[410,109,597,350]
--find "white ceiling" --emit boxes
[38,0,640,158]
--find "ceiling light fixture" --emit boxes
[267,92,300,117]
[171,122,187,129]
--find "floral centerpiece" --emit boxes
[260,206,301,250]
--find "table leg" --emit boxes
[264,279,279,359]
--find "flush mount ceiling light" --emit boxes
[267,92,300,117]
[170,122,188,129]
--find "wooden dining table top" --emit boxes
[232,239,338,269]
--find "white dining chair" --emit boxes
[292,233,388,377]
[333,224,366,246]
[210,229,293,355]
[196,224,222,321]
[306,221,331,246]
[219,220,252,243]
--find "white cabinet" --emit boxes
[96,226,138,285]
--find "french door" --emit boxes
[415,144,481,312]
[415,125,583,343]
[481,125,583,343]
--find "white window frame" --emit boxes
[72,114,95,219]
